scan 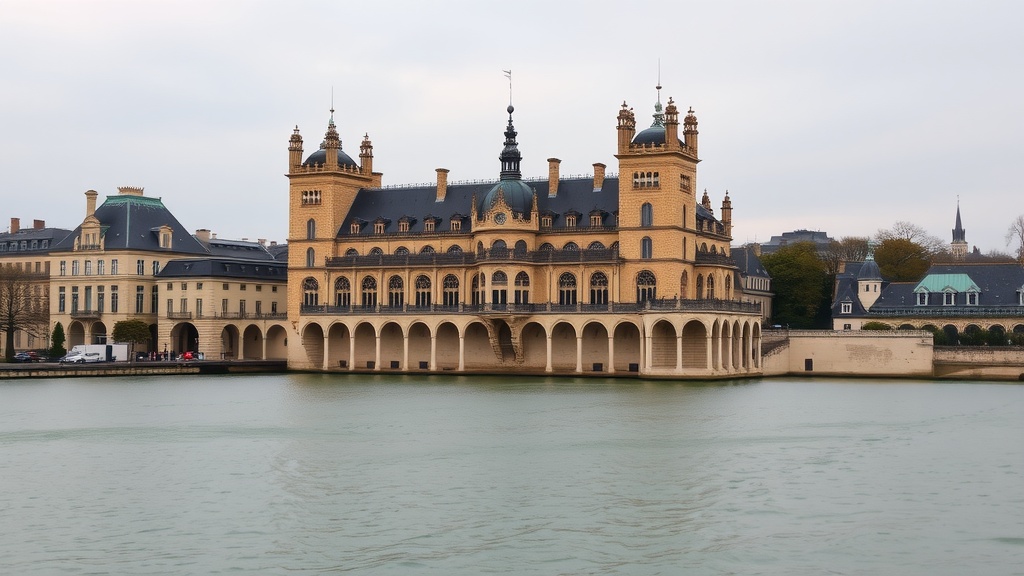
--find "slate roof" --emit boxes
[157,258,287,280]
[53,194,209,254]
[341,176,622,237]
[730,246,771,279]
[202,238,277,261]
[0,226,73,254]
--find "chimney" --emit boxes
[85,190,98,217]
[33,219,45,229]
[436,168,449,202]
[10,218,19,234]
[593,163,606,192]
[211,233,217,239]
[195,229,211,243]
[547,158,560,197]
[258,238,266,246]
[270,241,278,246]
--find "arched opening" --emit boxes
[266,325,287,360]
[299,323,322,368]
[327,323,350,369]
[408,322,431,369]
[590,271,608,305]
[681,320,708,369]
[302,277,319,307]
[442,274,460,307]
[68,321,86,348]
[650,320,676,369]
[170,322,199,357]
[414,275,431,308]
[558,272,577,306]
[491,271,508,307]
[520,321,547,370]
[637,270,656,303]
[613,322,641,372]
[305,247,315,267]
[463,322,496,369]
[306,218,316,240]
[514,240,528,256]
[696,274,704,299]
[353,323,376,369]
[435,322,460,370]
[495,320,513,363]
[361,276,378,309]
[380,322,404,369]
[514,272,530,305]
[242,324,263,359]
[641,203,653,227]
[90,321,108,345]
[490,240,508,258]
[471,273,485,306]
[550,322,577,371]
[334,276,351,308]
[581,322,609,372]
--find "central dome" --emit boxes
[302,148,358,168]
[478,180,534,216]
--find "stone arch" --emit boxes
[353,322,376,369]
[266,324,287,360]
[650,319,676,369]
[445,245,461,254]
[90,321,108,345]
[550,321,577,371]
[379,322,404,369]
[681,320,708,369]
[68,320,86,348]
[463,321,496,369]
[613,321,641,372]
[520,321,547,370]
[220,324,240,360]
[581,321,609,372]
[563,241,579,251]
[408,322,431,369]
[170,322,199,356]
[327,322,350,368]
[242,324,263,359]
[299,323,323,368]
[435,322,460,370]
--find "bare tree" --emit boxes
[822,236,871,277]
[876,221,945,255]
[0,263,50,360]
[1006,215,1024,263]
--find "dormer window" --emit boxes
[374,222,386,234]
[916,292,928,306]
[565,214,577,228]
[540,215,552,228]
[450,219,461,232]
[350,221,360,234]
[590,213,602,227]
[424,219,435,233]
[841,302,852,314]
[398,221,409,233]
[967,291,978,306]
[943,291,956,306]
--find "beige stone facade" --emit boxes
[286,91,763,377]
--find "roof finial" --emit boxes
[503,69,513,108]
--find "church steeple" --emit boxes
[951,200,968,260]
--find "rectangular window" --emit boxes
[271,302,277,314]
[180,298,188,312]
[255,285,262,292]
[239,300,246,315]
[111,286,119,313]
[424,220,435,233]
[181,282,187,290]
[916,292,928,306]
[255,301,262,315]
[240,284,247,291]
[111,259,118,275]
[943,292,955,306]
[167,298,173,314]
[450,220,461,232]
[272,286,277,293]
[197,282,203,290]
[167,282,173,290]
[152,261,160,275]
[967,292,978,306]
[72,261,79,276]
[60,261,66,276]
[136,286,145,313]
[58,287,66,313]
[97,260,104,275]
[71,286,79,313]
[841,302,852,314]
[84,261,92,276]
[137,260,144,275]
[152,285,158,313]
[223,283,229,290]
[222,299,228,313]
[84,286,92,311]
[98,286,105,313]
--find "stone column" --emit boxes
[348,332,355,370]
[545,333,553,373]
[676,334,683,372]
[706,336,713,372]
[575,335,583,373]
[374,334,381,371]
[430,334,437,371]
[322,334,330,370]
[402,333,409,371]
[458,335,465,371]
[607,335,615,374]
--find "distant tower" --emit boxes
[951,201,968,260]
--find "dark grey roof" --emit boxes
[157,258,287,280]
[303,148,358,169]
[631,125,684,147]
[202,238,277,261]
[761,229,833,254]
[478,179,535,216]
[53,194,209,254]
[267,243,288,261]
[857,259,882,280]
[0,226,73,254]
[341,176,622,237]
[730,246,771,279]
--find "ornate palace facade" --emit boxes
[287,87,763,377]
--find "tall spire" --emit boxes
[953,198,966,242]
[651,79,664,128]
[498,74,522,180]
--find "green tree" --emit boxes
[0,263,49,361]
[49,322,66,359]
[873,238,931,282]
[112,319,151,363]
[760,242,830,328]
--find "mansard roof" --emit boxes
[54,193,208,254]
[0,226,73,254]
[201,237,278,261]
[730,246,771,279]
[157,257,287,280]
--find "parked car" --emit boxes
[13,352,34,363]
[60,351,104,364]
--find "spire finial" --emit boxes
[330,86,335,125]
[503,69,513,108]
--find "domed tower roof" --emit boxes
[302,111,359,168]
[630,84,684,147]
[858,246,882,280]
[478,103,535,217]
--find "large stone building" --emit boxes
[286,87,763,377]
[49,187,287,360]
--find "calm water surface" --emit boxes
[0,374,1021,575]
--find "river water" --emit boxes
[0,374,1021,575]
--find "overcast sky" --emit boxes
[2,0,1021,253]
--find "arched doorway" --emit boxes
[299,323,323,368]
[170,322,199,357]
[242,324,263,359]
[266,325,288,360]
[221,324,240,360]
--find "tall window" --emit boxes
[491,271,508,306]
[110,286,118,313]
[443,274,460,307]
[302,277,319,307]
[151,284,158,313]
[707,274,716,299]
[415,275,431,308]
[137,259,144,275]
[152,261,160,275]
[696,275,704,299]
[70,287,79,313]
[558,272,577,306]
[111,259,118,275]
[306,218,316,240]
[196,298,203,318]
[641,237,653,259]
[58,287,66,312]
[641,203,653,227]
[590,272,608,305]
[97,286,105,313]
[725,275,732,300]
[84,286,92,311]
[388,275,404,308]
[135,286,145,313]
[361,276,378,309]
[72,261,79,276]
[335,277,351,307]
[59,261,66,276]
[514,272,530,305]
[637,270,656,303]
[84,261,92,276]
[97,260,104,276]
[306,247,315,267]
[680,271,689,299]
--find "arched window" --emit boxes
[707,274,716,299]
[725,275,732,300]
[388,275,404,308]
[514,271,530,304]
[361,276,378,309]
[302,277,319,307]
[491,239,507,250]
[590,271,608,305]
[711,245,717,254]
[563,242,579,251]
[558,272,577,306]
[345,248,358,256]
[306,247,315,267]
[700,242,708,252]
[514,240,528,255]
[421,245,436,254]
[394,246,409,255]
[445,245,461,254]
[587,241,606,250]
[443,274,460,307]
[306,218,316,240]
[538,243,554,251]
[641,203,653,227]
[696,274,704,299]
[476,241,485,255]
[636,270,656,303]
[492,271,508,306]
[641,236,652,259]
[680,271,689,299]
[491,239,508,258]
[415,275,431,308]
[369,247,383,256]
[335,276,351,308]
